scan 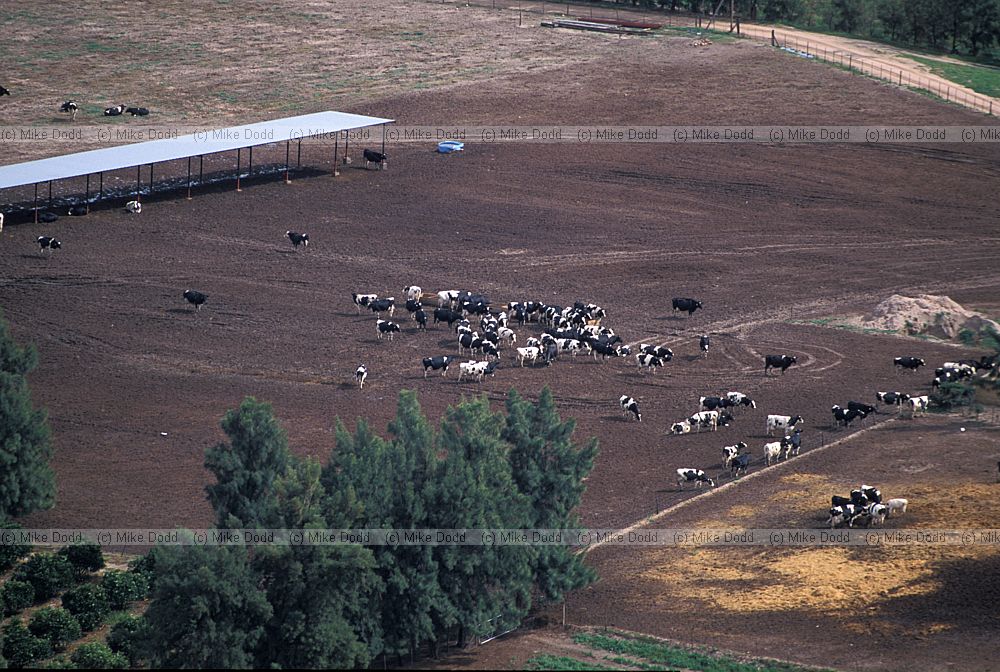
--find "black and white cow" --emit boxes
[828,504,861,528]
[766,414,803,435]
[670,420,692,435]
[404,285,423,302]
[104,104,126,116]
[676,468,715,489]
[699,334,710,357]
[831,495,853,508]
[591,340,626,361]
[68,205,87,216]
[126,106,150,116]
[688,410,720,432]
[636,353,664,372]
[0,86,9,96]
[286,231,309,248]
[404,299,423,316]
[437,290,461,308]
[457,360,499,382]
[363,148,387,170]
[672,297,702,316]
[726,392,757,410]
[639,344,673,361]
[355,365,368,389]
[414,309,427,330]
[620,395,641,422]
[700,396,735,412]
[847,401,876,418]
[516,346,541,367]
[722,442,748,470]
[875,391,911,409]
[376,320,401,341]
[457,331,481,355]
[831,405,864,428]
[369,297,395,317]
[352,293,378,313]
[481,341,500,360]
[764,354,797,375]
[36,236,62,255]
[730,453,752,477]
[422,355,454,377]
[907,395,930,417]
[893,356,925,372]
[859,484,882,504]
[59,100,78,119]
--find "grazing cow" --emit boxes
[636,353,664,372]
[67,205,87,216]
[414,309,427,330]
[639,344,673,361]
[893,356,925,372]
[422,355,454,377]
[363,148,387,170]
[876,391,910,409]
[437,290,460,308]
[433,307,462,326]
[700,396,735,412]
[907,395,930,417]
[376,319,401,341]
[516,346,541,367]
[591,340,626,361]
[369,297,395,317]
[670,420,692,435]
[496,327,517,348]
[672,297,703,316]
[59,100,78,120]
[183,289,207,310]
[828,504,862,528]
[831,405,864,428]
[457,360,498,382]
[766,414,803,435]
[125,200,141,214]
[481,341,500,360]
[353,293,378,313]
[676,468,715,489]
[850,489,870,507]
[403,285,422,302]
[764,441,783,465]
[36,236,62,255]
[0,86,9,96]
[104,104,126,116]
[764,354,797,375]
[126,106,150,116]
[722,442,748,470]
[620,395,641,422]
[730,453,752,477]
[355,365,368,389]
[726,392,757,410]
[689,410,720,432]
[865,503,889,527]
[699,334,710,357]
[885,498,908,516]
[286,231,309,248]
[557,338,591,357]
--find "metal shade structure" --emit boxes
[0,111,394,219]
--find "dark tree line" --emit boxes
[616,0,1000,56]
[127,389,598,668]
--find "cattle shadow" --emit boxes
[165,308,197,315]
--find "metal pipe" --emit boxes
[297,139,302,168]
[381,124,386,156]
[187,157,192,199]
[48,180,53,212]
[34,183,38,224]
[248,145,253,178]
[236,148,241,191]
[199,155,204,185]
[285,141,290,183]
[149,163,154,195]
[333,134,339,175]
[85,174,90,213]
[99,172,103,202]
[136,165,141,200]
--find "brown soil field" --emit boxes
[3,2,1000,670]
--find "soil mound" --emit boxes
[860,294,1000,340]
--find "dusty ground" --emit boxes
[3,3,1000,670]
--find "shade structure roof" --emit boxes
[0,111,394,190]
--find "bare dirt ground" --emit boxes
[3,2,1000,670]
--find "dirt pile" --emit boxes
[860,294,1000,340]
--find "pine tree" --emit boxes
[134,545,271,668]
[504,387,598,602]
[0,312,55,519]
[204,397,291,528]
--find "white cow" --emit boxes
[516,346,541,367]
[907,396,930,417]
[766,414,803,436]
[437,290,460,308]
[763,441,783,465]
[885,498,908,515]
[404,285,422,302]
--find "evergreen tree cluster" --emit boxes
[130,389,598,668]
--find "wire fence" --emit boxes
[427,0,996,117]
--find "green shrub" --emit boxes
[931,381,976,410]
[58,543,105,576]
[12,553,75,601]
[127,553,156,591]
[28,607,81,651]
[1,619,51,668]
[70,642,128,669]
[0,522,31,572]
[101,570,149,610]
[61,583,109,632]
[107,615,146,665]
[0,580,35,616]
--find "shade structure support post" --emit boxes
[297,139,302,168]
[187,157,192,199]
[99,172,103,202]
[85,175,90,213]
[248,145,253,179]
[381,124,387,156]
[284,141,291,183]
[136,165,141,201]
[199,155,204,186]
[149,163,154,196]
[48,180,53,213]
[344,134,350,165]
[333,133,339,176]
[33,183,38,224]
[236,148,242,192]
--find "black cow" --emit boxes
[39,212,59,223]
[831,495,853,508]
[414,309,427,330]
[36,236,62,254]
[764,354,797,375]
[893,356,925,372]
[591,341,625,361]
[104,104,126,116]
[847,401,876,417]
[368,297,395,316]
[67,205,87,216]
[376,319,401,341]
[125,107,150,116]
[730,453,752,477]
[433,307,462,326]
[286,231,309,248]
[183,289,207,310]
[672,297,703,316]
[859,484,882,504]
[363,148,387,170]
[0,86,10,96]
[404,298,422,314]
[699,334,710,357]
[422,355,454,377]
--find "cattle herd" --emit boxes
[348,285,999,528]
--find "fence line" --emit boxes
[425,0,996,117]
